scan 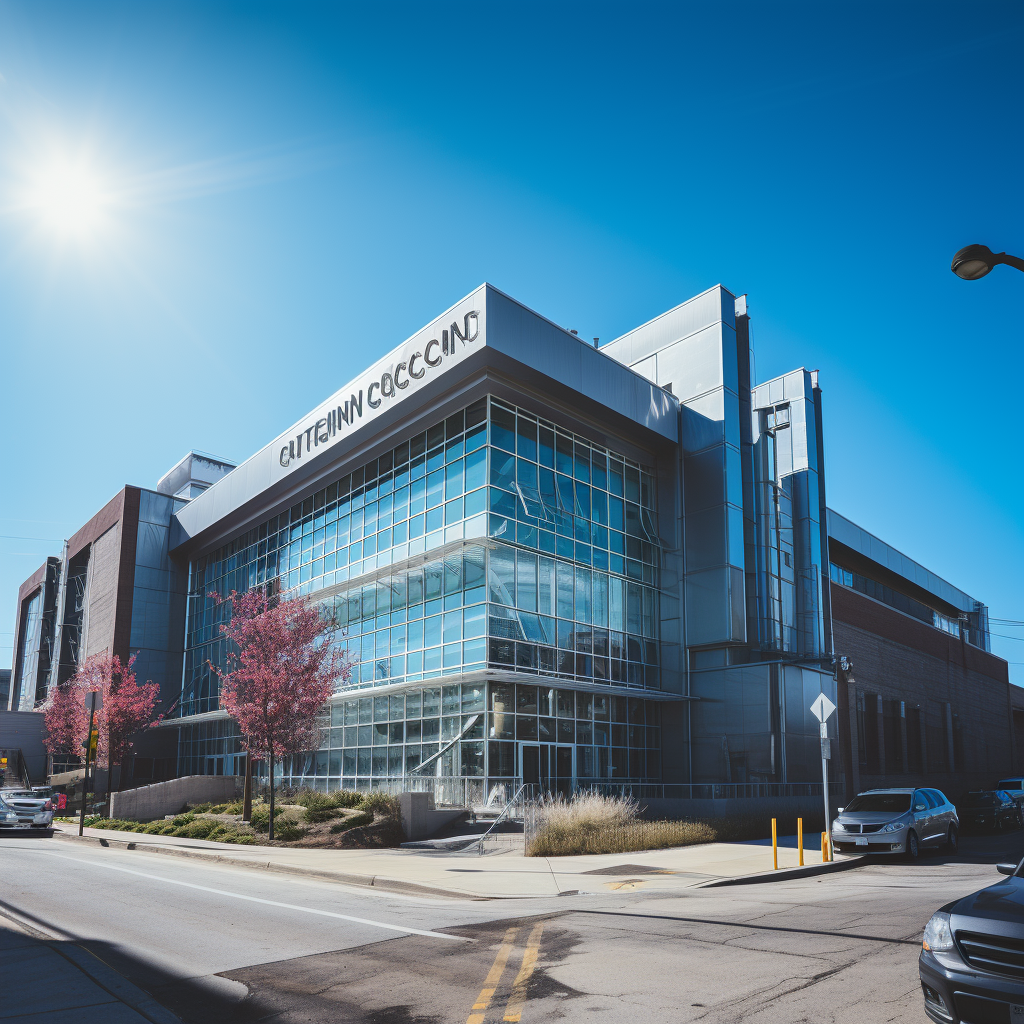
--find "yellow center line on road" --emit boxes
[467,926,520,1024]
[503,921,544,1023]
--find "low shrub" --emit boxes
[329,811,373,833]
[300,792,345,823]
[273,818,307,842]
[223,800,245,815]
[190,802,213,813]
[171,812,195,827]
[174,818,218,839]
[223,832,256,845]
[295,789,363,812]
[249,805,285,833]
[361,791,400,820]
[80,817,143,832]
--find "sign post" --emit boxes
[809,691,837,861]
[78,691,101,837]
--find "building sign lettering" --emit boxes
[278,310,480,470]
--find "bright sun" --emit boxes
[27,162,107,236]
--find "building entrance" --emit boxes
[519,743,575,795]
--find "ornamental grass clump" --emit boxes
[526,792,716,857]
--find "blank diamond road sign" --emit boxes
[810,692,837,723]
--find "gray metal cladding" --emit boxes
[826,508,979,613]
[602,285,737,367]
[172,283,677,553]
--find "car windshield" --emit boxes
[844,793,911,814]
[966,793,997,807]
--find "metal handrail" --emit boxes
[403,714,480,778]
[467,782,527,856]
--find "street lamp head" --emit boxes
[951,243,997,280]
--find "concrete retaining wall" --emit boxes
[399,792,468,841]
[110,776,241,821]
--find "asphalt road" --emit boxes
[2,829,1023,1024]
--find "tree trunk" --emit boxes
[268,740,275,842]
[242,753,252,822]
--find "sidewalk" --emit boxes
[52,824,860,899]
[0,906,180,1024]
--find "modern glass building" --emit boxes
[167,283,839,795]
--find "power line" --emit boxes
[0,535,62,542]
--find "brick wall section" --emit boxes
[831,582,1015,805]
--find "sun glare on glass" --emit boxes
[27,162,108,235]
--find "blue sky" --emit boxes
[1,1,1021,682]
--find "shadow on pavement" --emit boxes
[929,828,1024,866]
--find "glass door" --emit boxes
[519,743,552,793]
[554,745,574,797]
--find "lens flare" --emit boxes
[26,162,107,235]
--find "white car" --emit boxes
[0,788,55,830]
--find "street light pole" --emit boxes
[951,244,1024,280]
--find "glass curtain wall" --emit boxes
[179,396,664,789]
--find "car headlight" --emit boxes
[923,912,954,952]
[884,820,906,832]
[832,821,845,832]
[3,812,17,822]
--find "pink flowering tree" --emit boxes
[43,653,162,790]
[210,589,352,840]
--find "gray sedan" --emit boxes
[831,787,958,859]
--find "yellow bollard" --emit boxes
[772,817,778,870]
[798,818,804,866]
[821,831,830,863]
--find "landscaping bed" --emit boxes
[525,793,822,857]
[56,789,405,848]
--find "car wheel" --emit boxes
[906,830,920,860]
[946,826,958,854]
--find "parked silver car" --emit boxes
[0,788,55,830]
[831,788,958,858]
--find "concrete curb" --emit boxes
[696,854,867,887]
[51,831,493,901]
[0,901,183,1024]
